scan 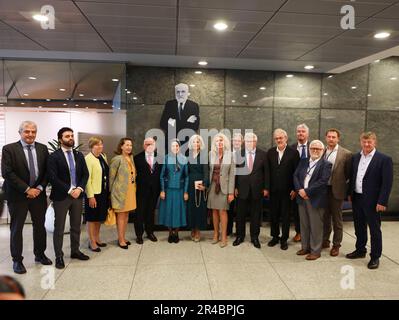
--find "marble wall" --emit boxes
[126,56,399,212]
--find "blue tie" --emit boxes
[301,145,307,159]
[26,145,36,186]
[66,150,77,187]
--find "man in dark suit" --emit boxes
[266,129,300,250]
[1,121,52,274]
[294,140,332,261]
[47,127,90,269]
[233,132,268,249]
[160,83,200,155]
[133,137,161,244]
[290,123,310,243]
[346,132,393,269]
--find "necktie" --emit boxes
[178,103,182,120]
[66,150,77,187]
[248,151,254,172]
[301,144,307,159]
[147,155,153,173]
[26,145,36,186]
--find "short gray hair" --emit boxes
[244,132,258,141]
[18,121,37,133]
[273,128,288,139]
[309,139,325,150]
[296,123,309,133]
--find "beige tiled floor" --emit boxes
[0,221,398,300]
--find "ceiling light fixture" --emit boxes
[198,61,208,66]
[32,14,48,22]
[286,74,294,78]
[112,78,119,82]
[259,87,266,90]
[374,32,391,39]
[304,65,314,70]
[213,21,228,31]
[194,71,202,74]
[28,76,37,80]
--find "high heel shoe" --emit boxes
[88,243,101,252]
[96,242,107,247]
[118,242,129,249]
[125,241,131,246]
[211,238,219,244]
[219,241,227,248]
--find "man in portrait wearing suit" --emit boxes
[1,121,52,274]
[322,129,352,257]
[290,123,311,243]
[133,137,161,244]
[160,83,200,155]
[233,132,268,249]
[47,127,90,269]
[266,129,300,250]
[346,132,393,269]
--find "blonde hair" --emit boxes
[273,128,288,139]
[211,132,231,154]
[88,136,103,149]
[188,134,205,151]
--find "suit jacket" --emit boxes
[85,152,108,198]
[160,154,189,191]
[160,99,200,139]
[47,148,89,201]
[266,145,300,194]
[134,151,161,197]
[294,158,332,208]
[209,150,235,195]
[1,141,49,202]
[291,142,310,159]
[324,145,352,200]
[235,148,268,200]
[349,150,393,207]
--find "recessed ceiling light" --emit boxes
[390,77,397,80]
[189,84,195,87]
[93,98,97,101]
[243,94,248,98]
[286,74,294,78]
[198,61,208,66]
[231,100,236,103]
[28,76,37,80]
[21,102,25,105]
[194,71,202,74]
[46,99,51,101]
[213,21,228,31]
[328,75,334,79]
[32,14,48,22]
[259,87,266,90]
[38,106,42,108]
[323,93,328,96]
[351,86,357,89]
[368,94,372,97]
[63,103,67,106]
[75,104,79,107]
[304,65,314,70]
[133,97,138,100]
[23,93,29,96]
[103,102,107,105]
[112,78,119,82]
[126,91,131,94]
[374,32,390,39]
[79,93,84,97]
[59,88,66,91]
[374,60,380,63]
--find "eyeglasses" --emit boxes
[309,148,323,151]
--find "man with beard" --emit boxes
[47,127,90,269]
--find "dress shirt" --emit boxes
[277,145,287,165]
[355,148,376,194]
[245,148,256,170]
[297,141,308,158]
[304,157,320,189]
[325,144,339,185]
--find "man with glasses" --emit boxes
[294,140,332,261]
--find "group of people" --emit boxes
[1,120,393,275]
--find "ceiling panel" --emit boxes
[72,0,176,5]
[177,45,241,57]
[375,2,399,19]
[180,0,286,11]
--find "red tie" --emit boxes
[147,155,153,172]
[248,152,254,172]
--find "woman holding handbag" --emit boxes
[187,135,209,242]
[109,137,137,249]
[159,139,189,243]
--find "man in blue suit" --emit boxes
[346,132,393,269]
[294,140,332,261]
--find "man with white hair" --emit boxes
[290,123,310,242]
[160,83,200,154]
[293,140,332,260]
[1,121,52,274]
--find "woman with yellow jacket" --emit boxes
[85,137,109,252]
[109,138,137,249]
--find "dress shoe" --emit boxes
[296,249,310,256]
[88,244,101,252]
[252,238,261,249]
[322,241,330,249]
[367,258,379,270]
[35,255,53,265]
[280,241,288,250]
[168,234,174,243]
[293,233,301,242]
[71,251,90,260]
[118,242,129,249]
[125,241,131,246]
[346,250,366,259]
[330,246,340,257]
[55,257,65,269]
[147,234,158,242]
[136,237,144,245]
[233,237,244,246]
[306,253,321,261]
[96,242,107,248]
[267,237,280,247]
[13,261,27,274]
[174,233,180,243]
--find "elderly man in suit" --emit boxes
[346,132,393,269]
[233,132,268,249]
[294,140,332,261]
[322,129,352,257]
[290,123,311,242]
[266,129,300,250]
[160,83,200,155]
[47,127,90,269]
[1,121,52,274]
[133,137,161,244]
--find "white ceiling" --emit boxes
[0,0,399,72]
